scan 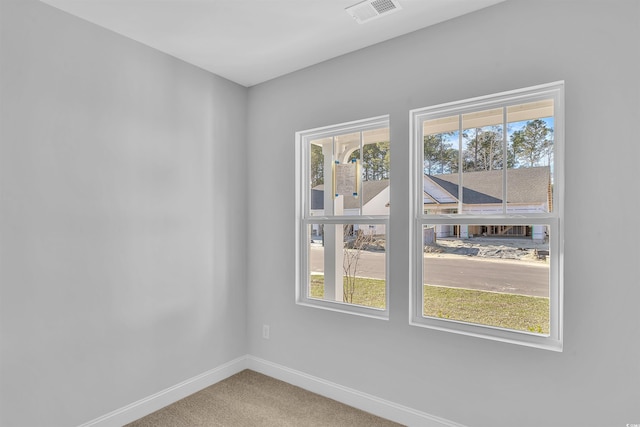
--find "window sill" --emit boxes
[410,316,562,352]
[296,299,389,321]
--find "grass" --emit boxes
[309,274,549,334]
[310,274,386,309]
[423,285,549,334]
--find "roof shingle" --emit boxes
[428,166,550,205]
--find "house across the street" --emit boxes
[311,166,550,241]
[310,180,390,237]
[424,166,551,241]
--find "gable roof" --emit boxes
[425,166,550,205]
[311,167,549,210]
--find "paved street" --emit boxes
[309,246,549,297]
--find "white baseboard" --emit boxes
[78,355,249,427]
[78,354,465,427]
[246,355,466,427]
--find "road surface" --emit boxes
[309,246,549,297]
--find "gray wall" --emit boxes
[0,1,248,426]
[246,1,640,426]
[2,1,639,427]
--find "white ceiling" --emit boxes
[40,0,506,87]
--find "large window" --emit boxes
[410,82,564,350]
[296,116,390,318]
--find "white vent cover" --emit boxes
[346,0,402,24]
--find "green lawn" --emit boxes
[423,285,549,334]
[310,274,386,309]
[309,274,549,334]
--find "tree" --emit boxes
[342,226,375,303]
[463,126,504,171]
[424,133,458,175]
[349,142,390,181]
[310,144,324,187]
[510,119,553,167]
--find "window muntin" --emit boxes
[297,116,390,318]
[412,83,563,350]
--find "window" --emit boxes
[410,82,564,350]
[296,116,390,318]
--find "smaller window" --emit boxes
[411,82,564,350]
[295,116,390,318]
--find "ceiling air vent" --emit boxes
[346,0,402,24]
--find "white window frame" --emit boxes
[295,115,390,319]
[409,82,564,351]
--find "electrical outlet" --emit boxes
[262,324,270,339]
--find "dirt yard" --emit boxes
[424,237,550,262]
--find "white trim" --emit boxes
[77,354,466,427]
[77,355,248,427]
[409,81,564,352]
[296,115,391,318]
[304,216,388,223]
[411,81,564,119]
[296,115,389,143]
[296,298,389,320]
[246,356,467,427]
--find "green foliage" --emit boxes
[349,142,390,181]
[424,133,458,175]
[510,119,553,167]
[463,126,504,172]
[310,144,324,187]
[422,119,554,175]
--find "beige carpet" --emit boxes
[125,369,404,427]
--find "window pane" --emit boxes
[347,129,390,216]
[461,109,504,213]
[507,100,555,213]
[310,127,389,217]
[423,116,460,215]
[422,224,550,334]
[423,117,459,176]
[309,138,329,217]
[412,82,563,349]
[308,223,386,309]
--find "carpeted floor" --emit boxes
[125,369,404,426]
